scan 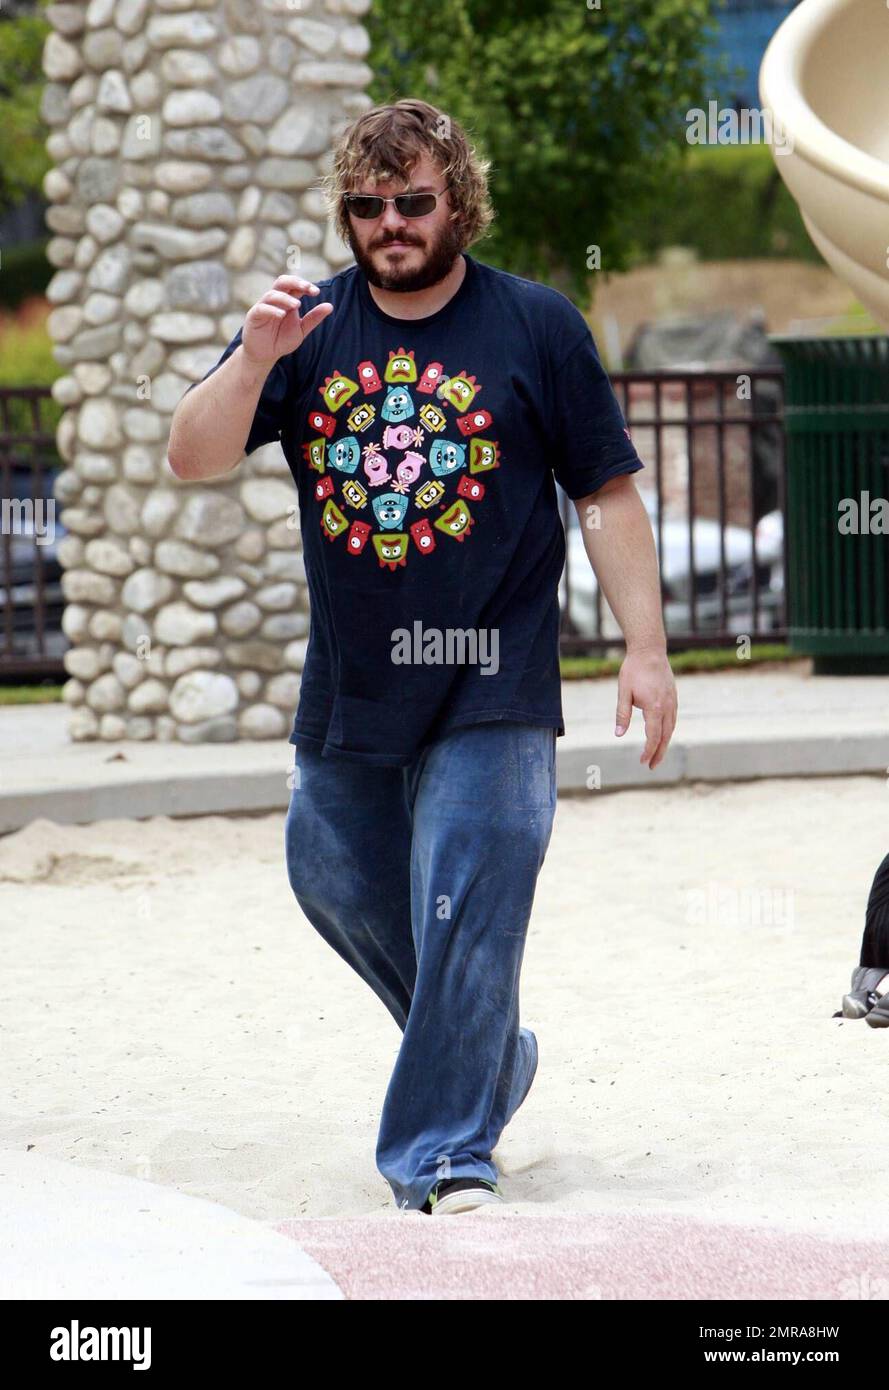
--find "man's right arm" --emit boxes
[166,274,334,482]
[167,345,279,482]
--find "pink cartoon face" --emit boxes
[410,517,436,554]
[456,408,492,437]
[314,475,335,502]
[417,362,445,394]
[308,408,336,438]
[357,360,382,393]
[346,519,372,554]
[396,450,424,486]
[382,423,415,452]
[362,443,391,486]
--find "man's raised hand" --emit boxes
[242,274,333,368]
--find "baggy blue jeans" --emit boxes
[283,720,558,1211]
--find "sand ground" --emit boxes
[2,774,888,1239]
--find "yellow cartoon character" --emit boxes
[419,402,447,433]
[342,479,368,509]
[414,478,445,509]
[347,400,376,433]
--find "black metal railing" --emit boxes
[0,386,66,678]
[2,370,788,680]
[559,366,787,654]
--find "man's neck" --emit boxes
[366,254,467,321]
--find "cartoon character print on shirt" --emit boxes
[309,345,501,569]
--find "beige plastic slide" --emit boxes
[759,0,889,330]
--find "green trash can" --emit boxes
[769,334,889,674]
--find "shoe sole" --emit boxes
[515,1028,539,1112]
[429,1189,503,1215]
[866,1008,889,1029]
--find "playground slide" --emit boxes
[759,0,889,331]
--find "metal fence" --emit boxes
[0,386,65,678]
[559,366,787,654]
[0,371,787,681]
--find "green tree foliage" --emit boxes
[367,0,715,300]
[0,1,51,219]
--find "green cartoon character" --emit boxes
[372,532,408,569]
[320,370,359,412]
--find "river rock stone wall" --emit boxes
[41,0,371,741]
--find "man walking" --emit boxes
[168,99,677,1214]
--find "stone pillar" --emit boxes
[41,0,371,742]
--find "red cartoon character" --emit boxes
[417,361,445,394]
[456,408,492,437]
[308,408,336,437]
[314,475,335,502]
[356,360,382,393]
[410,517,436,554]
[346,519,372,555]
[457,475,485,502]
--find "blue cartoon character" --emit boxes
[327,435,361,474]
[372,491,409,530]
[381,385,414,423]
[428,438,466,478]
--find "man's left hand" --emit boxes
[614,647,677,770]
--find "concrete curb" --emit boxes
[2,728,887,834]
[557,728,889,792]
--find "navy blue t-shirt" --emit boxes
[185,252,644,764]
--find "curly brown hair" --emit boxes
[325,98,494,249]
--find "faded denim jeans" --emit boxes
[284,721,558,1211]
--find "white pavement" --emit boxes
[0,1148,342,1300]
[1,661,887,833]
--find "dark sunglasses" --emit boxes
[344,186,450,220]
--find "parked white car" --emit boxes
[559,489,783,639]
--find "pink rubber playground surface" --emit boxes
[276,1211,888,1301]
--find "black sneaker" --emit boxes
[841,966,889,1019]
[421,1177,503,1215]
